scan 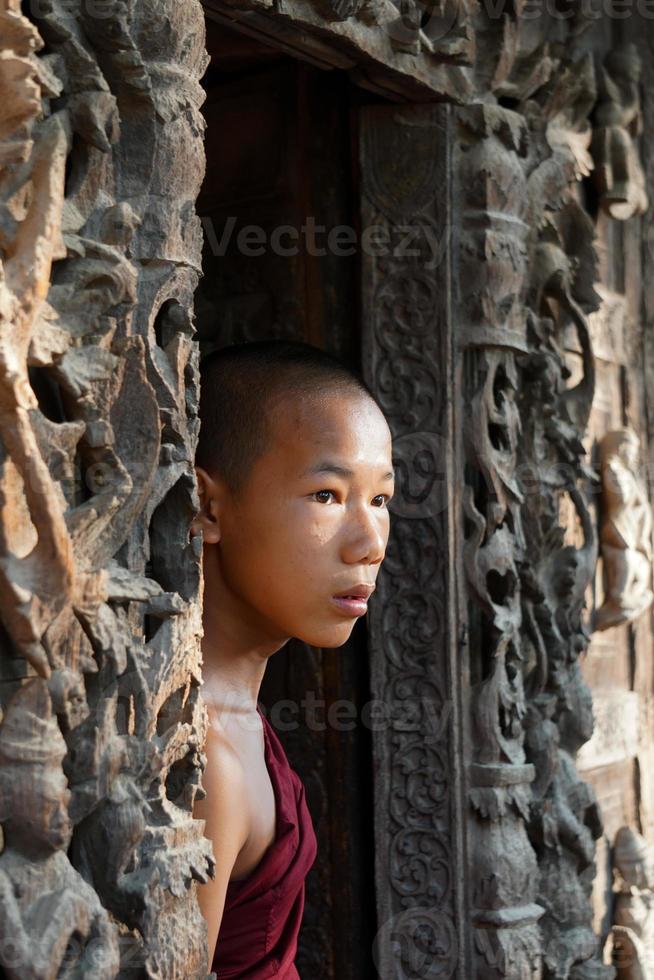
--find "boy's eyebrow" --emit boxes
[303,461,395,481]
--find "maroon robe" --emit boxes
[212,706,318,979]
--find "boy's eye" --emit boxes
[313,489,336,503]
[311,491,393,506]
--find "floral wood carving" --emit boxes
[360,103,463,980]
[458,39,615,978]
[514,124,614,976]
[457,103,544,980]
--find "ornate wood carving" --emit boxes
[0,1,213,975]
[360,103,467,980]
[202,0,476,104]
[517,212,607,980]
[591,44,648,222]
[3,0,652,976]
[455,30,623,979]
[610,827,654,980]
[594,429,653,631]
[356,16,634,975]
[456,103,544,980]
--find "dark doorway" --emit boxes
[197,19,377,978]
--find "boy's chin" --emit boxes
[294,621,356,649]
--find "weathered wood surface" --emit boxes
[0,1,213,976]
[357,18,648,980]
[360,102,466,980]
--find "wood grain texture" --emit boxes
[0,1,213,976]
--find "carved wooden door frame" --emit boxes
[358,92,624,979]
[359,103,470,979]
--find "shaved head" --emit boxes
[196,339,378,496]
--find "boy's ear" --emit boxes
[191,466,222,544]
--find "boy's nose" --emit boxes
[341,509,387,565]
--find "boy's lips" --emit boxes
[331,584,375,617]
[332,584,375,599]
[331,596,370,617]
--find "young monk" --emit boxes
[191,339,394,978]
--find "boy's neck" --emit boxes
[201,642,267,715]
[201,548,288,714]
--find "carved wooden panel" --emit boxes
[565,27,654,965]
[0,1,213,976]
[202,0,475,104]
[359,103,468,980]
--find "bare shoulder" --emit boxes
[194,714,251,966]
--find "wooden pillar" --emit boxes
[360,103,469,980]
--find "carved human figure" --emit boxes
[612,826,654,979]
[536,672,611,980]
[595,429,654,631]
[592,43,649,220]
[0,679,118,979]
[47,667,89,735]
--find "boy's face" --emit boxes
[196,390,394,649]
